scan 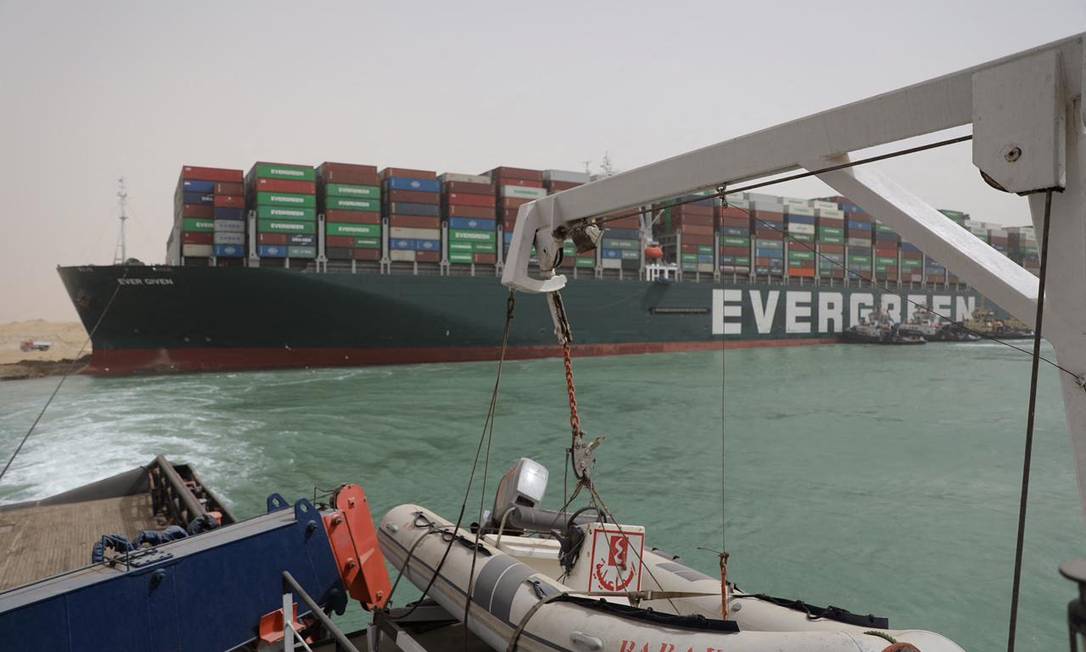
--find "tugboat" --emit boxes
[964,309,1035,340]
[898,308,980,342]
[841,311,926,345]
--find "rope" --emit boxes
[1006,190,1054,652]
[0,268,128,484]
[562,341,582,444]
[386,291,516,620]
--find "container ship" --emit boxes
[57,162,1025,376]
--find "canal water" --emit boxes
[0,342,1079,650]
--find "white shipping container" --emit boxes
[214,219,246,233]
[697,263,715,273]
[389,227,441,240]
[811,200,838,211]
[390,250,416,262]
[722,195,751,209]
[182,244,213,257]
[816,208,845,219]
[601,258,622,269]
[502,185,547,200]
[787,223,816,235]
[847,237,872,247]
[782,197,810,209]
[439,172,491,184]
[544,169,591,183]
[213,231,245,245]
[786,205,815,217]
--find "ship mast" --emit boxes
[113,177,128,265]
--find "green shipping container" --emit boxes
[681,254,698,263]
[450,230,496,244]
[474,242,497,253]
[326,197,380,212]
[788,251,815,261]
[731,257,751,265]
[257,192,315,208]
[354,237,381,249]
[697,245,713,255]
[819,234,844,244]
[876,257,897,266]
[448,242,473,252]
[620,250,639,260]
[847,255,871,264]
[449,252,474,264]
[575,257,596,268]
[601,238,639,250]
[182,218,214,233]
[258,220,316,235]
[789,233,814,243]
[721,236,750,247]
[325,184,380,199]
[327,223,381,237]
[252,163,316,182]
[257,205,316,221]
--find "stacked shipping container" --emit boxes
[174,166,246,265]
[381,168,441,264]
[544,170,594,270]
[1007,225,1039,275]
[718,197,752,275]
[488,167,545,264]
[783,199,815,277]
[815,202,845,279]
[843,206,873,281]
[873,221,900,281]
[750,195,784,276]
[318,162,382,263]
[248,162,317,261]
[660,193,714,273]
[441,173,498,266]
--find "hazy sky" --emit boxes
[1,1,1083,322]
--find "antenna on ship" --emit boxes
[112,177,128,265]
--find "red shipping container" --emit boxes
[846,213,873,223]
[681,243,701,253]
[875,246,898,256]
[388,216,440,229]
[720,216,751,229]
[318,162,379,186]
[326,210,380,225]
[495,178,545,188]
[679,225,714,237]
[682,233,714,245]
[182,166,243,183]
[213,195,244,208]
[718,206,749,220]
[603,216,640,228]
[818,217,845,228]
[446,193,496,208]
[182,232,213,245]
[214,182,244,195]
[353,249,381,261]
[474,253,497,264]
[255,178,316,194]
[443,181,495,195]
[386,189,440,204]
[416,251,440,263]
[547,181,582,192]
[380,167,437,180]
[500,207,522,221]
[753,209,784,222]
[820,244,845,254]
[789,268,816,278]
[486,166,544,181]
[672,215,714,228]
[449,205,498,219]
[755,228,784,239]
[181,204,213,218]
[499,197,532,209]
[326,236,358,248]
[720,246,750,256]
[258,233,288,245]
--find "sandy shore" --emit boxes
[0,321,90,380]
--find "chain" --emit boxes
[562,340,582,440]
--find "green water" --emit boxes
[0,343,1081,650]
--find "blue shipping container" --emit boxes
[183,192,214,205]
[417,239,440,252]
[386,177,441,193]
[720,227,750,236]
[287,246,316,258]
[214,207,245,220]
[697,254,714,264]
[902,243,921,253]
[183,180,215,193]
[257,245,287,257]
[213,244,244,257]
[390,239,417,251]
[388,202,440,217]
[449,217,496,231]
[785,214,815,224]
[602,249,622,259]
